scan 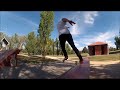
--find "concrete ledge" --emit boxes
[57,58,90,79]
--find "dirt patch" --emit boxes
[0,56,76,79]
[90,60,120,79]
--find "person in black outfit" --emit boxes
[57,18,83,64]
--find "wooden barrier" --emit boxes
[0,48,21,68]
[57,58,90,79]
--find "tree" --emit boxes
[25,32,37,55]
[70,49,75,54]
[54,38,63,55]
[35,35,42,55]
[82,47,88,53]
[114,36,120,50]
[19,35,27,46]
[18,35,27,52]
[54,38,59,55]
[0,32,6,40]
[14,33,19,48]
[109,47,116,51]
[46,38,54,55]
[0,32,27,50]
[65,43,71,54]
[8,33,19,49]
[38,11,54,58]
[52,39,55,55]
[9,36,14,49]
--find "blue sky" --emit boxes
[0,11,120,50]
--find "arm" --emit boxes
[62,18,76,26]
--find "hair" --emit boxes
[62,18,67,22]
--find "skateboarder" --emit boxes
[57,18,83,64]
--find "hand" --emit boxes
[69,20,76,26]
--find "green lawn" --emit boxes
[48,53,89,57]
[109,50,120,54]
[18,52,120,62]
[17,54,58,64]
[89,54,120,61]
[70,54,119,61]
[48,53,120,61]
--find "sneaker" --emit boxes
[62,57,68,63]
[79,59,83,64]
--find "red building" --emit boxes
[88,42,109,56]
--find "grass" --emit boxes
[17,53,88,64]
[89,54,120,61]
[109,50,120,54]
[48,53,120,61]
[18,52,120,63]
[48,53,89,57]
[17,55,58,64]
[61,54,120,61]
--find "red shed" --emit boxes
[88,42,109,56]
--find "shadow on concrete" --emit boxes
[90,62,120,79]
[0,55,75,79]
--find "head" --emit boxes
[62,18,68,22]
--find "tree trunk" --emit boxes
[53,43,54,55]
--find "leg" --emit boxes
[59,35,68,62]
[67,34,83,63]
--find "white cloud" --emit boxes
[84,11,98,24]
[106,40,116,48]
[74,40,79,47]
[73,40,85,51]
[64,11,99,36]
[78,47,84,51]
[94,31,116,42]
[73,30,118,49]
[68,13,83,36]
[66,40,82,50]
[70,24,81,35]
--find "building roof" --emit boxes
[88,42,107,46]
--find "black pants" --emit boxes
[59,34,83,60]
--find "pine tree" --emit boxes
[82,47,88,53]
[25,32,37,55]
[38,11,54,58]
[8,33,19,49]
